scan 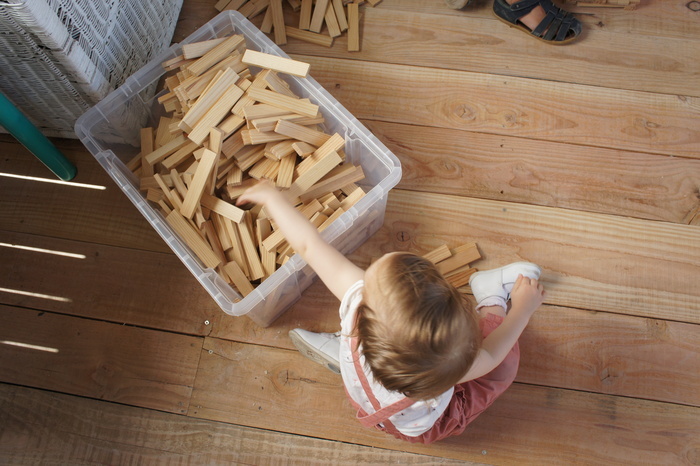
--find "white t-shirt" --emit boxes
[339,280,453,437]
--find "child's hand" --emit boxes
[509,274,546,318]
[235,179,281,207]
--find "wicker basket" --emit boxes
[0,0,183,138]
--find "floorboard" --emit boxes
[1,0,699,463]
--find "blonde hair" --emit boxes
[356,252,482,401]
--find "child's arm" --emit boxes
[236,180,364,301]
[457,275,546,383]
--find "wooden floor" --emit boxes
[1,0,699,464]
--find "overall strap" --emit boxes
[350,335,415,432]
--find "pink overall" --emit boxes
[347,313,520,444]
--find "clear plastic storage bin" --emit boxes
[75,11,401,327]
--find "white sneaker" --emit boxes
[469,262,541,305]
[289,329,341,374]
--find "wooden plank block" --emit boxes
[180,68,240,132]
[435,242,481,275]
[161,140,199,171]
[298,163,364,202]
[223,260,255,296]
[139,127,155,177]
[241,128,290,145]
[144,134,188,166]
[338,186,365,211]
[422,244,452,265]
[166,210,221,269]
[237,212,265,280]
[444,267,477,288]
[186,34,245,77]
[260,6,273,34]
[331,0,348,31]
[274,120,331,146]
[285,26,334,47]
[309,0,330,33]
[187,85,245,145]
[0,306,201,414]
[200,192,245,224]
[242,50,310,78]
[276,153,296,188]
[269,0,287,45]
[292,141,317,157]
[182,37,228,59]
[347,2,360,52]
[299,0,313,29]
[323,1,342,38]
[190,338,700,464]
[180,149,218,219]
[288,150,343,198]
[256,217,277,278]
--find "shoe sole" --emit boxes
[289,330,341,374]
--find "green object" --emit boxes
[0,92,77,181]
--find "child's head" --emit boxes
[356,252,482,400]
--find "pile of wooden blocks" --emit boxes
[129,34,367,298]
[214,0,382,51]
[422,242,481,290]
[566,0,640,9]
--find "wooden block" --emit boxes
[202,220,228,265]
[242,50,310,78]
[200,192,245,223]
[309,0,330,33]
[218,114,245,138]
[298,164,364,202]
[234,146,266,172]
[160,141,199,171]
[239,0,270,18]
[324,1,342,38]
[331,0,348,31]
[211,213,233,251]
[274,119,331,146]
[237,212,265,280]
[286,0,301,10]
[186,34,245,77]
[182,38,228,59]
[221,129,245,159]
[292,141,317,157]
[140,127,155,177]
[261,71,297,98]
[269,0,287,45]
[169,169,189,199]
[165,210,221,269]
[180,149,218,219]
[347,2,360,52]
[288,150,343,199]
[445,267,477,289]
[339,186,365,211]
[144,134,188,166]
[435,242,481,275]
[318,206,345,232]
[180,68,239,132]
[260,6,274,34]
[422,244,452,265]
[299,0,313,29]
[244,103,290,121]
[267,140,297,160]
[187,85,245,145]
[242,128,290,145]
[256,218,277,278]
[276,154,296,188]
[310,132,345,160]
[223,261,255,296]
[285,26,334,47]
[221,0,247,10]
[215,0,232,10]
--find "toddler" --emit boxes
[237,180,546,443]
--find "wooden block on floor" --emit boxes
[422,244,452,265]
[347,2,360,52]
[435,242,481,275]
[269,0,287,45]
[285,26,334,47]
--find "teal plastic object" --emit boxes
[0,92,77,181]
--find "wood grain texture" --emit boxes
[0,306,202,413]
[290,55,700,158]
[0,230,218,335]
[363,120,700,224]
[281,7,700,97]
[189,338,700,464]
[369,189,700,324]
[0,140,168,253]
[0,384,471,465]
